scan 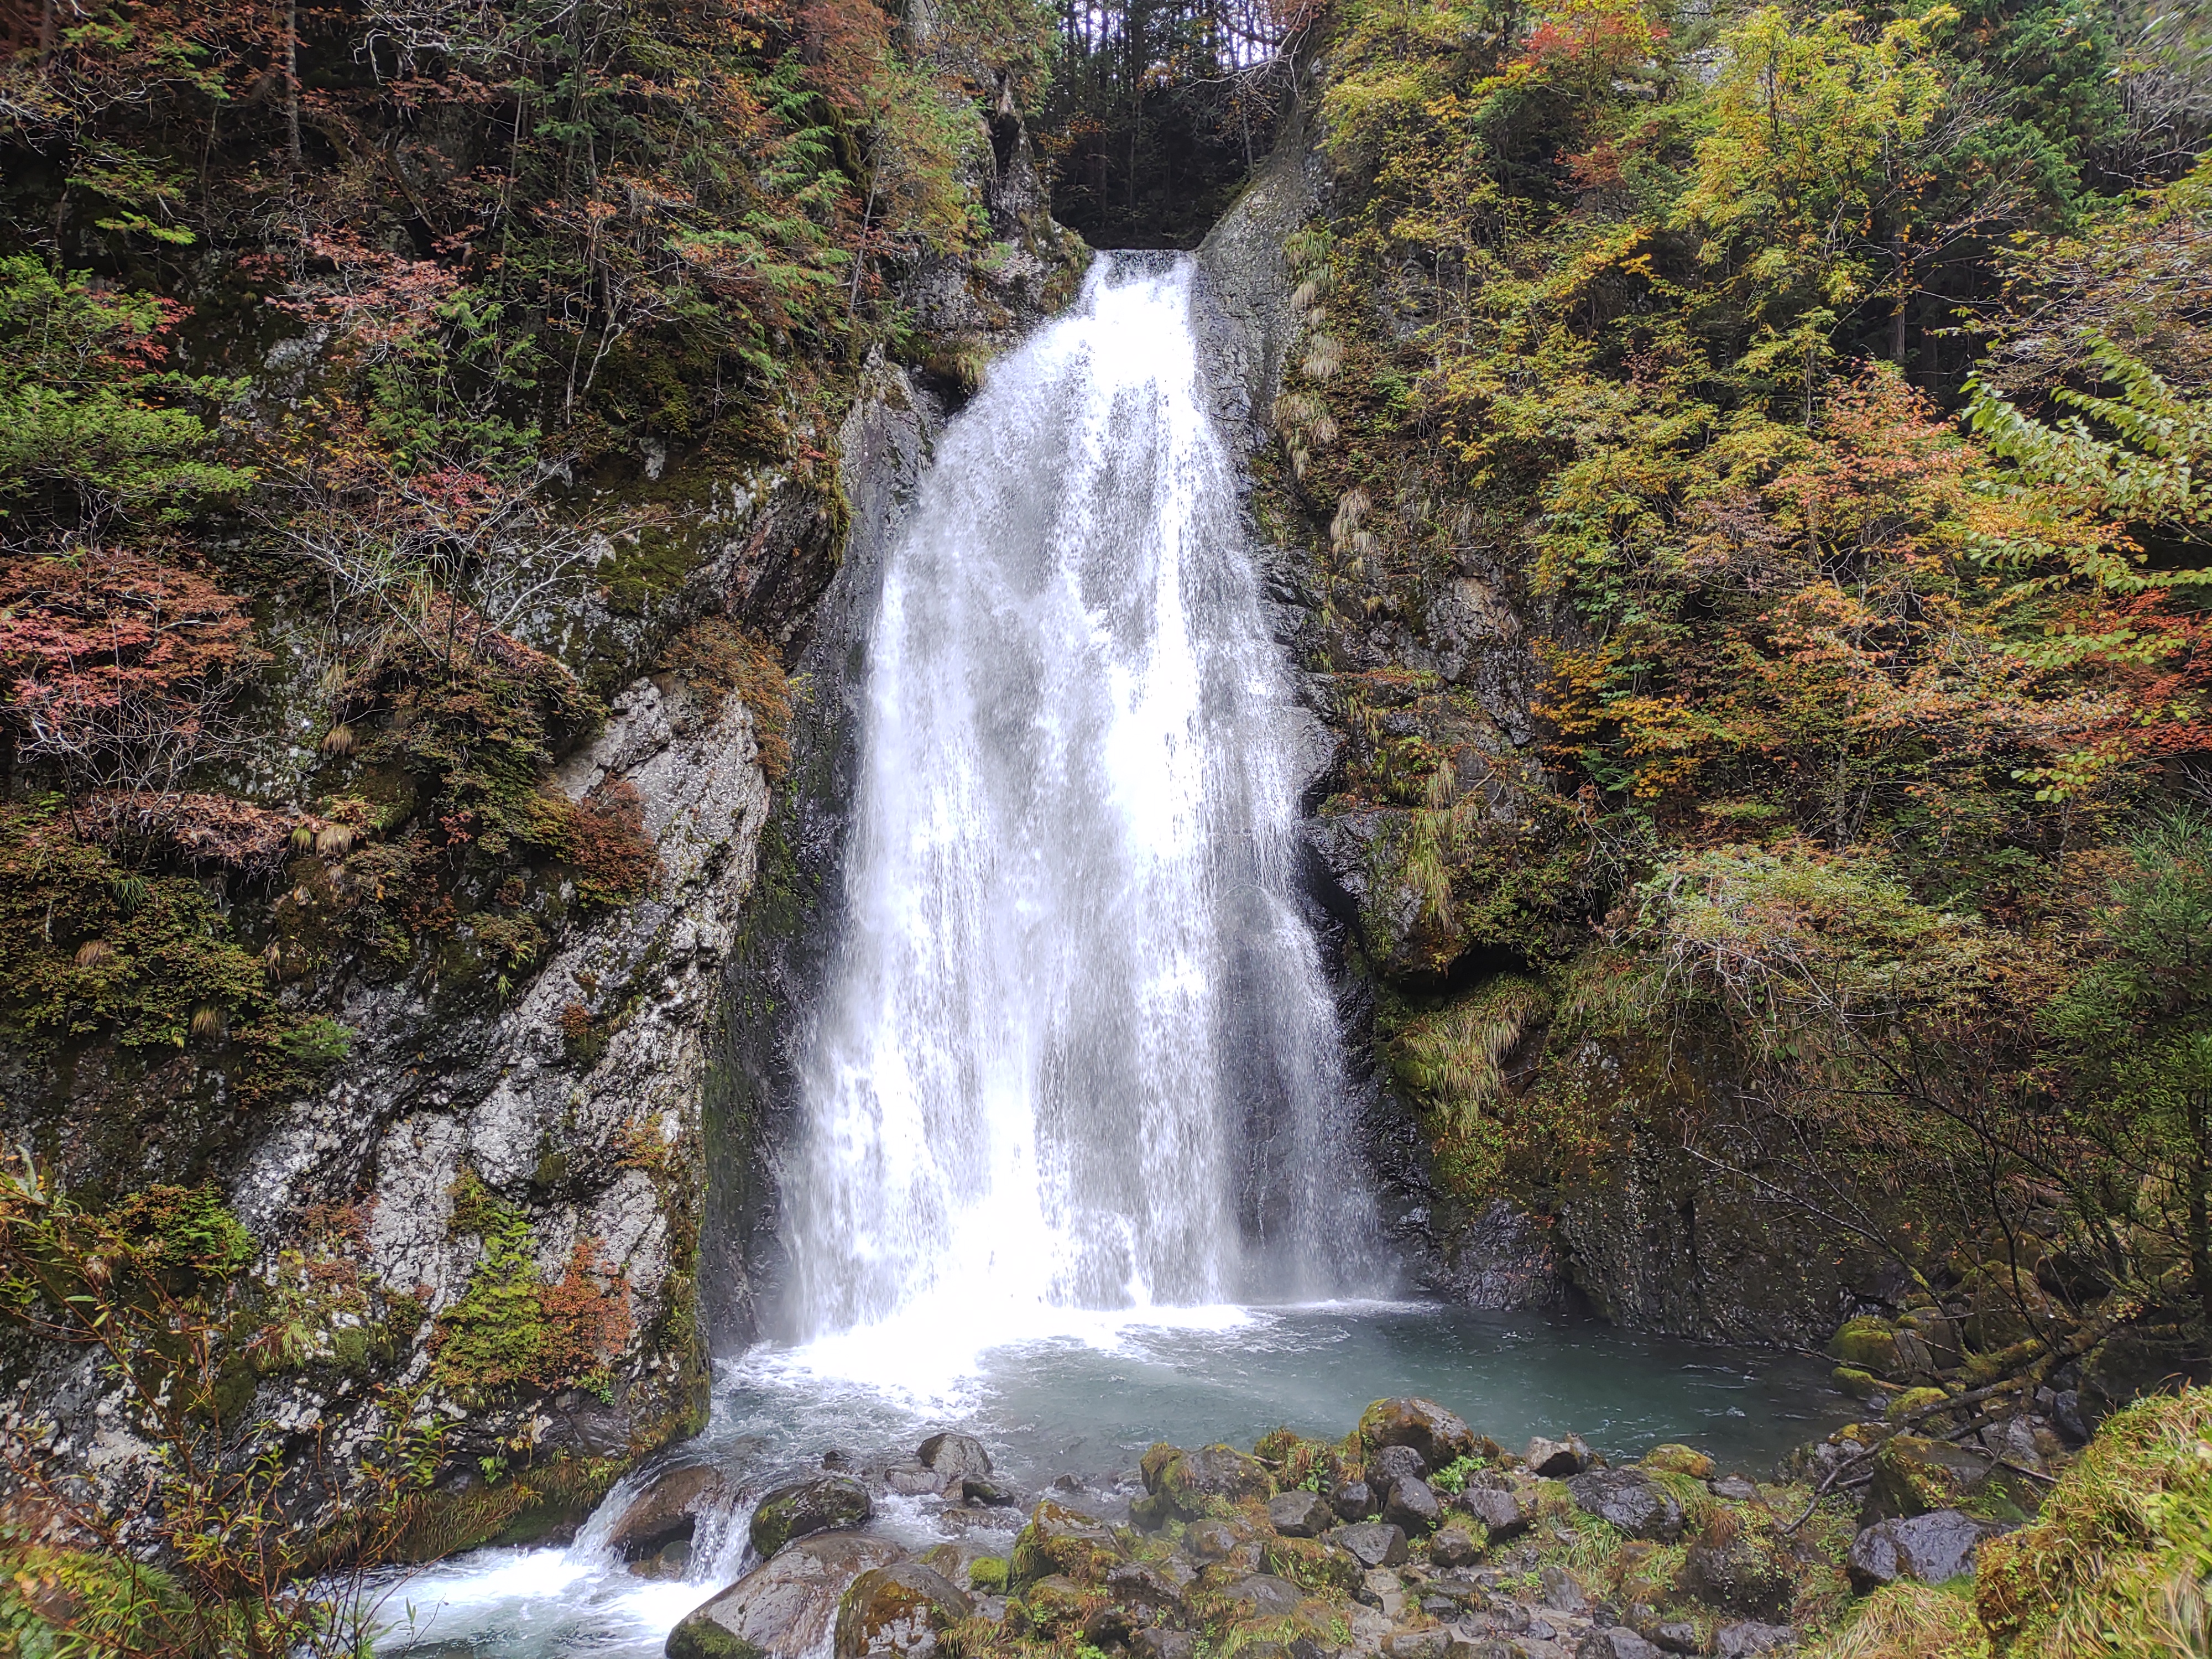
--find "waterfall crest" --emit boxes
[786,254,1376,1348]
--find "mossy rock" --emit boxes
[967,1556,1009,1594]
[1154,1444,1273,1519]
[751,1474,873,1558]
[1259,1533,1364,1596]
[1640,1444,1714,1480]
[1009,1501,1125,1589]
[834,1562,973,1659]
[1864,1434,2030,1522]
[1886,1387,1953,1425]
[1011,1573,1095,1637]
[1832,1365,1881,1400]
[1829,1315,1905,1377]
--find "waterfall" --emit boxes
[785,253,1375,1350]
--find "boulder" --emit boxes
[1010,1500,1125,1588]
[1653,1623,1701,1655]
[919,1433,994,1485]
[1142,1443,1273,1519]
[1222,1574,1305,1621]
[1863,1436,1997,1521]
[1846,1510,1996,1591]
[669,1533,906,1659]
[1640,1446,1713,1481]
[1260,1534,1364,1596]
[1371,1444,1430,1484]
[1679,1538,1792,1620]
[1430,1521,1483,1568]
[1267,1489,1333,1537]
[1578,1630,1663,1659]
[1526,1434,1593,1477]
[1330,1478,1376,1521]
[751,1475,874,1559]
[960,1475,1021,1507]
[1327,1521,1410,1569]
[1711,1476,1760,1504]
[1458,1481,1532,1541]
[1359,1398,1479,1470]
[1133,1631,1195,1659]
[1016,1574,1094,1637]
[1182,1520,1248,1562]
[1715,1623,1794,1657]
[607,1464,732,1562]
[1566,1470,1685,1542]
[1381,1477,1443,1536]
[834,1562,974,1659]
[1827,1316,1906,1379]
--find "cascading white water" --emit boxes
[787,253,1372,1347]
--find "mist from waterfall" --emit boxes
[783,253,1379,1360]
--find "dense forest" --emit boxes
[1,0,2211,1650]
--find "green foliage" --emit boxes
[0,257,251,532]
[0,1533,195,1659]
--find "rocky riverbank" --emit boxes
[623,1387,2110,1659]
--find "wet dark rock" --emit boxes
[752,1474,875,1558]
[608,1464,732,1562]
[1710,1475,1760,1503]
[834,1562,974,1659]
[669,1534,907,1659]
[1382,1477,1443,1536]
[1328,1521,1410,1568]
[1331,1478,1378,1520]
[2051,1390,2090,1445]
[1579,1630,1663,1659]
[1224,1574,1306,1620]
[1567,1470,1685,1541]
[1526,1434,1593,1477]
[1654,1623,1703,1655]
[1430,1521,1483,1568]
[1457,1482,1532,1541]
[1132,1630,1195,1659]
[1540,1565,1588,1612]
[1846,1510,1997,1591]
[1715,1623,1794,1657]
[1679,1538,1793,1619]
[1381,1632,1457,1659]
[1372,1444,1430,1484]
[1267,1489,1333,1537]
[1103,1561,1186,1619]
[962,1475,1021,1507]
[1359,1397,1480,1469]
[921,1433,994,1484]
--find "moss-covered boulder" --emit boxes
[669,1534,906,1659]
[1259,1533,1364,1596]
[1141,1443,1273,1519]
[1640,1444,1714,1480]
[1828,1316,1906,1377]
[1864,1434,2032,1524]
[1358,1397,1480,1469]
[750,1474,874,1559]
[1009,1501,1124,1589]
[834,1562,974,1659]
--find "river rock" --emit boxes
[1863,1435,1997,1520]
[1715,1622,1795,1657]
[1147,1443,1274,1517]
[1331,1478,1377,1520]
[1653,1622,1702,1654]
[921,1433,994,1484]
[1371,1444,1430,1484]
[1359,1397,1479,1469]
[669,1533,907,1659]
[1679,1537,1793,1618]
[1458,1481,1532,1540]
[1526,1434,1593,1477]
[1223,1574,1307,1621]
[1566,1470,1684,1541]
[834,1562,974,1659]
[1381,1477,1442,1536]
[752,1474,875,1558]
[608,1464,733,1562]
[1133,1631,1195,1659]
[1712,1475,1761,1503]
[1430,1521,1482,1568]
[1010,1500,1125,1587]
[1846,1510,1996,1591]
[961,1475,1021,1507]
[1260,1534,1364,1596]
[1328,1522,1410,1569]
[1268,1489,1333,1537]
[1579,1630,1664,1659]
